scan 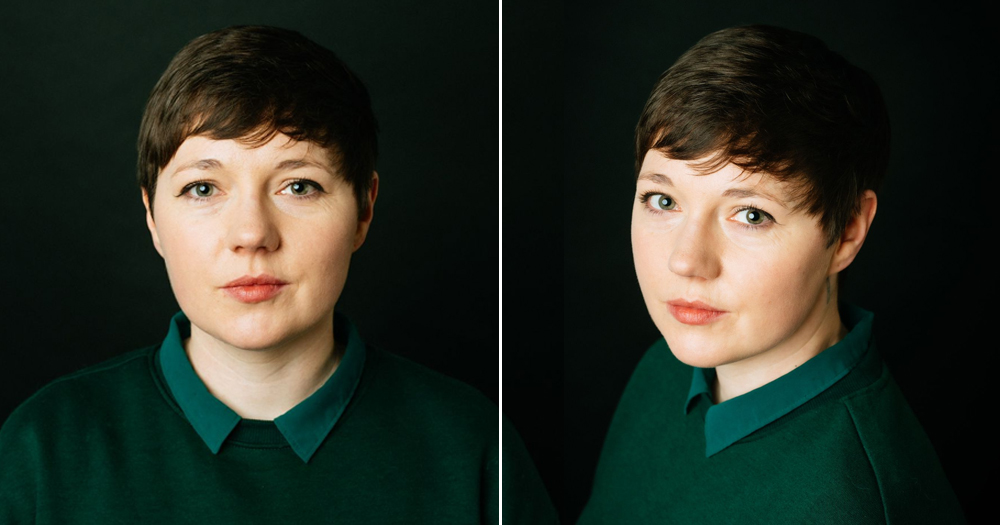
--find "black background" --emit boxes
[0,0,498,464]
[503,0,565,518]
[549,1,989,523]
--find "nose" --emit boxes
[667,215,722,280]
[226,191,281,254]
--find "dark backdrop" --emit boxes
[562,1,990,523]
[503,0,565,516]
[0,0,499,464]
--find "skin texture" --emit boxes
[143,133,377,419]
[631,150,876,402]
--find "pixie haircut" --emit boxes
[138,25,378,217]
[636,25,890,244]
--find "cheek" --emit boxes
[631,222,665,292]
[299,220,359,286]
[157,218,219,291]
[728,241,830,319]
[632,215,689,299]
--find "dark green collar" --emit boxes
[685,303,874,457]
[159,311,366,463]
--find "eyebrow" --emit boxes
[274,158,335,175]
[172,159,222,175]
[638,172,790,208]
[721,187,789,208]
[637,172,673,186]
[171,158,334,177]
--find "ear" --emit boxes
[142,189,164,257]
[353,171,379,251]
[829,190,877,275]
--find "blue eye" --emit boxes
[648,194,676,211]
[280,180,322,196]
[181,182,217,198]
[733,207,773,226]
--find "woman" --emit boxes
[0,25,555,524]
[577,25,964,523]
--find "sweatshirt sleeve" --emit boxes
[487,416,558,525]
[844,375,966,524]
[0,404,41,524]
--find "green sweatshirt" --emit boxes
[0,313,556,524]
[578,305,964,524]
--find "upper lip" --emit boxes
[223,274,289,287]
[667,299,726,312]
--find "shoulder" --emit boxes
[367,346,495,411]
[0,346,159,512]
[595,338,690,461]
[354,346,497,437]
[839,361,966,523]
[2,346,157,434]
[617,338,690,411]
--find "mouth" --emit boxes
[221,274,289,304]
[666,299,728,326]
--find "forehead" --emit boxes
[165,133,336,176]
[175,133,324,160]
[638,150,799,208]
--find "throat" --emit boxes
[184,330,343,420]
[712,304,846,403]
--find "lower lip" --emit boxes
[223,284,286,303]
[668,304,727,325]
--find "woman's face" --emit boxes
[144,133,375,351]
[631,150,840,369]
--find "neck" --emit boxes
[712,297,847,404]
[184,317,342,420]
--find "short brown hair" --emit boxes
[635,25,890,244]
[138,25,378,217]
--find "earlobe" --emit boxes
[829,190,878,275]
[142,190,164,257]
[353,171,379,251]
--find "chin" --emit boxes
[209,311,302,351]
[222,333,287,351]
[657,322,735,369]
[666,343,730,369]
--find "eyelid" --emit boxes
[638,191,678,212]
[730,205,777,227]
[177,180,220,198]
[278,178,326,196]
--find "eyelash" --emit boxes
[638,191,667,208]
[178,181,216,201]
[637,191,776,230]
[178,179,326,201]
[280,179,326,198]
[732,205,776,230]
